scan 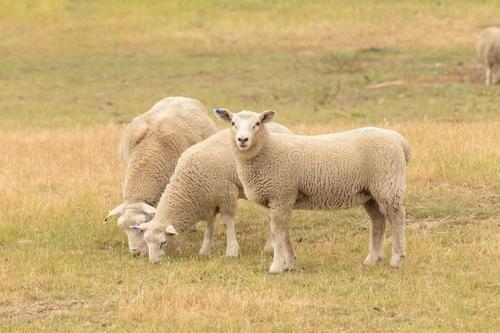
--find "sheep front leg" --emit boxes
[486,66,492,85]
[221,213,240,257]
[363,199,386,266]
[263,234,274,254]
[268,207,294,274]
[262,216,274,254]
[199,216,215,256]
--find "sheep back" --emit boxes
[238,127,410,210]
[119,97,217,205]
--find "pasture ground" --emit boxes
[0,1,499,331]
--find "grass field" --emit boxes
[0,1,499,331]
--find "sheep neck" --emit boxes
[122,144,178,206]
[154,183,205,235]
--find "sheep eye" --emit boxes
[231,121,235,126]
[160,241,167,248]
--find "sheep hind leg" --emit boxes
[363,199,386,266]
[199,216,215,256]
[221,213,240,257]
[269,207,294,274]
[384,203,406,268]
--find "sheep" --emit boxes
[104,96,217,256]
[477,27,500,85]
[133,123,292,263]
[214,108,411,274]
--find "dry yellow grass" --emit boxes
[0,126,123,218]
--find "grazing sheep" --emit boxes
[104,97,217,256]
[134,123,292,263]
[477,27,500,85]
[214,109,411,274]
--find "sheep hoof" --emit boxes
[363,255,381,266]
[283,257,295,271]
[225,247,240,257]
[198,247,212,256]
[389,254,404,268]
[269,263,284,274]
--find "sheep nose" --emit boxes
[238,137,249,143]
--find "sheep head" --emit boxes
[105,202,156,256]
[214,108,275,152]
[133,221,180,263]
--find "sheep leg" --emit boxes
[199,216,215,256]
[386,204,406,268]
[363,199,386,266]
[221,213,240,257]
[486,66,492,85]
[268,207,294,274]
[262,216,274,254]
[263,235,274,254]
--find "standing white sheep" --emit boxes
[104,97,217,256]
[134,123,292,263]
[214,109,411,274]
[477,27,500,85]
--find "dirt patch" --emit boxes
[474,218,500,226]
[406,217,500,230]
[407,220,444,230]
[412,62,486,86]
[0,299,85,321]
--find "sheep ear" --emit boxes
[165,224,179,235]
[259,110,276,124]
[213,107,233,123]
[140,203,156,215]
[103,203,125,223]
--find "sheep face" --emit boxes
[105,202,156,256]
[138,222,179,263]
[214,108,275,151]
[119,212,149,256]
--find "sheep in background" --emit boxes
[215,109,410,274]
[477,27,500,85]
[104,97,217,256]
[134,123,292,263]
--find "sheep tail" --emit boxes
[400,138,411,164]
